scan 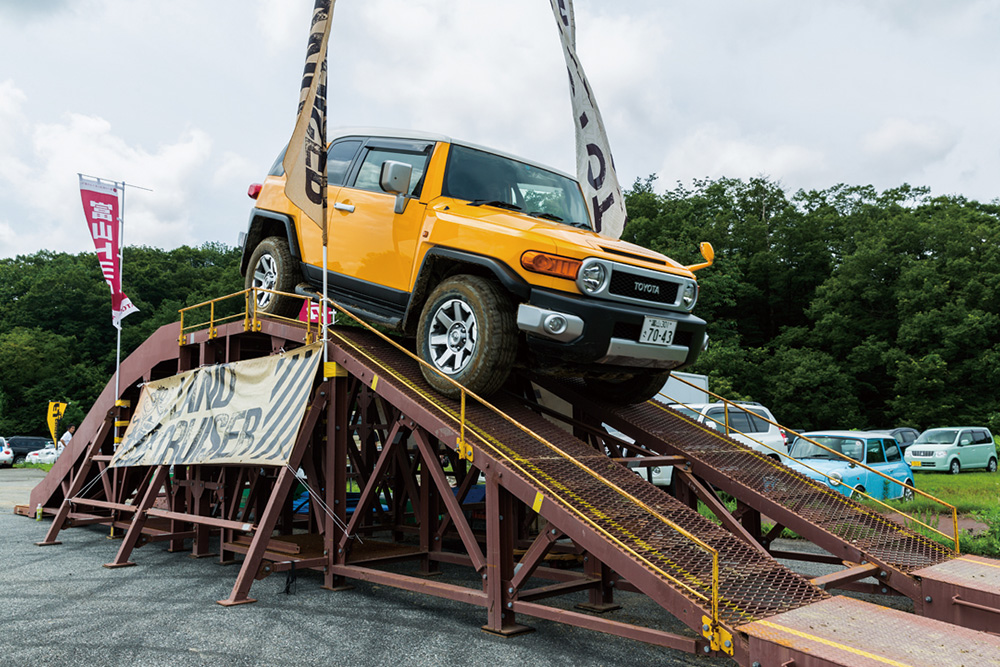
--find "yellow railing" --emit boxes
[658,375,960,552]
[177,288,730,639]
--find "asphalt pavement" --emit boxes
[0,468,732,667]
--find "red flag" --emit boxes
[79,175,138,328]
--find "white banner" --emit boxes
[111,343,323,468]
[283,0,335,231]
[548,0,628,239]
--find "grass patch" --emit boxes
[875,470,1000,514]
[12,462,54,472]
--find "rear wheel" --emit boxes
[988,458,997,473]
[13,455,25,465]
[584,371,672,406]
[245,236,300,317]
[416,275,517,398]
[949,459,961,475]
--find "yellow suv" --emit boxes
[240,128,708,403]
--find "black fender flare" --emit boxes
[403,247,530,333]
[239,209,301,276]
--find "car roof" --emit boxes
[796,430,890,439]
[923,426,990,430]
[670,402,765,411]
[328,127,577,181]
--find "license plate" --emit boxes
[911,461,921,467]
[639,317,677,346]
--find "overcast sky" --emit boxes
[1,0,998,259]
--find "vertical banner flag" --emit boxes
[548,0,627,239]
[47,401,67,447]
[284,0,334,233]
[79,176,138,327]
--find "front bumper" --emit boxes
[517,287,707,371]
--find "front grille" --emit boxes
[910,450,934,457]
[609,271,679,305]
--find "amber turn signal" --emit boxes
[521,251,582,279]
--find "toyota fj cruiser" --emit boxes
[240,128,710,403]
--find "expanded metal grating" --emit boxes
[332,329,828,627]
[600,395,956,573]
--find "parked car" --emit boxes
[241,128,712,403]
[0,438,13,466]
[670,402,789,461]
[601,424,674,488]
[26,445,60,465]
[785,431,914,501]
[6,436,53,465]
[904,427,997,475]
[868,427,920,452]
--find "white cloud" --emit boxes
[862,117,959,170]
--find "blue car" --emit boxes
[785,430,915,501]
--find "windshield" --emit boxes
[914,429,958,445]
[442,145,592,229]
[673,407,698,420]
[789,436,864,462]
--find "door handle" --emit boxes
[333,201,355,213]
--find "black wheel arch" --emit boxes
[402,247,530,334]
[240,209,301,277]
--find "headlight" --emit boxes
[651,467,662,475]
[681,282,698,310]
[935,451,946,458]
[579,262,608,294]
[829,471,842,486]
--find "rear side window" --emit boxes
[745,409,771,434]
[972,430,992,444]
[866,439,886,464]
[901,431,916,443]
[884,441,901,462]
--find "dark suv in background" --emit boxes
[6,436,52,465]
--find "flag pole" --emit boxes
[321,42,330,378]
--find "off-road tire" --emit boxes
[245,236,300,317]
[416,275,517,398]
[584,371,672,406]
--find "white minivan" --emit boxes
[671,402,789,461]
[904,427,997,474]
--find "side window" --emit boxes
[902,431,916,444]
[351,147,430,197]
[884,441,901,462]
[726,410,753,434]
[959,430,974,446]
[704,408,725,431]
[866,439,886,464]
[327,140,362,186]
[972,430,991,445]
[746,409,770,434]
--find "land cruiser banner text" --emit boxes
[110,343,322,468]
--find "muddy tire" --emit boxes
[416,275,517,398]
[245,236,299,317]
[585,371,672,406]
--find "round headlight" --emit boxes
[829,471,842,486]
[580,263,607,294]
[651,467,662,475]
[681,282,698,310]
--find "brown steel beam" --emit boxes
[674,469,770,557]
[104,466,171,568]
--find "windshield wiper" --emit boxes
[468,199,522,211]
[528,211,564,222]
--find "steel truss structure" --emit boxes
[23,315,1000,666]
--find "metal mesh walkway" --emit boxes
[586,393,955,573]
[332,329,828,627]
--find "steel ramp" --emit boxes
[539,379,1000,631]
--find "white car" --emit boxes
[904,427,997,474]
[670,402,789,461]
[0,438,13,466]
[26,445,61,465]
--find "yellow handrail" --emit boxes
[178,288,731,632]
[660,374,960,552]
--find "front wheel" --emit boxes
[850,485,866,500]
[901,481,915,502]
[949,459,961,475]
[416,275,517,398]
[584,371,672,406]
[13,455,25,465]
[245,236,300,317]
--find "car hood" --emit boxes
[785,458,859,480]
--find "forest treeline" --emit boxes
[1,177,998,436]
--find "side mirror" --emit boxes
[380,160,412,214]
[685,241,715,272]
